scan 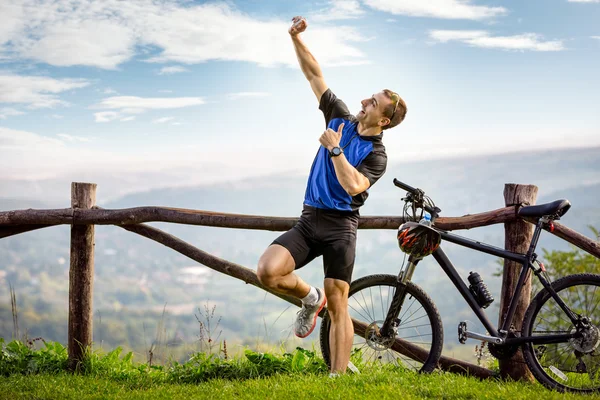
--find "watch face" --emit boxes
[332,147,342,156]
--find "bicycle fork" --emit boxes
[379,256,420,338]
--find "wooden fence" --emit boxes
[1,182,598,378]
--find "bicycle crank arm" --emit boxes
[458,321,504,345]
[465,330,504,345]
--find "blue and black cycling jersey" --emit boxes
[303,89,388,213]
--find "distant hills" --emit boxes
[1,146,599,362]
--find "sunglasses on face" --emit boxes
[388,91,400,121]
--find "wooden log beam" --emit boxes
[119,220,494,378]
[2,206,599,258]
[545,221,600,258]
[0,224,55,239]
[0,205,516,231]
[352,319,495,379]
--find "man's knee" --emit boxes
[257,254,277,287]
[257,245,294,288]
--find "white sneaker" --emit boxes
[294,288,327,338]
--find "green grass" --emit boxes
[1,368,597,400]
[0,339,598,400]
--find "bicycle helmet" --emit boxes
[397,221,441,258]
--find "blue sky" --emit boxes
[1,0,599,194]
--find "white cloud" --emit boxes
[102,88,118,94]
[152,117,175,123]
[94,111,120,123]
[0,0,368,69]
[592,36,600,40]
[0,73,90,108]
[568,0,600,3]
[92,95,204,122]
[158,66,189,75]
[227,92,270,100]
[50,114,63,119]
[363,0,507,20]
[120,116,136,122]
[430,30,489,42]
[0,107,25,119]
[0,127,64,149]
[0,126,130,179]
[312,0,365,22]
[429,30,565,51]
[57,133,91,142]
[95,96,205,111]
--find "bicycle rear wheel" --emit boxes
[522,273,600,393]
[319,274,443,373]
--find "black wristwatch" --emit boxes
[329,147,343,157]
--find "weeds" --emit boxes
[10,282,19,340]
[195,301,222,356]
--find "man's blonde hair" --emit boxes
[382,89,407,130]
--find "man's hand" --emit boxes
[289,16,307,36]
[319,123,344,151]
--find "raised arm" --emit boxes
[289,16,328,102]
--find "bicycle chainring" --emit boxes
[488,333,520,360]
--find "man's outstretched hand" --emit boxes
[289,16,307,36]
[319,123,344,152]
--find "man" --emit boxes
[257,16,407,375]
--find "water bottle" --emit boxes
[419,213,432,226]
[468,272,494,309]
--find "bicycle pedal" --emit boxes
[458,321,467,344]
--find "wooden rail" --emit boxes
[1,205,598,257]
[1,182,598,378]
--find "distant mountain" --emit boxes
[1,146,599,361]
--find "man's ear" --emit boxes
[379,117,391,127]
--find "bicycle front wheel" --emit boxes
[319,274,443,373]
[522,273,600,393]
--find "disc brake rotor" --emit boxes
[570,323,600,353]
[365,320,395,351]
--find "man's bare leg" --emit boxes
[324,277,353,373]
[257,244,311,298]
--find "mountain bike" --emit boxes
[320,178,600,393]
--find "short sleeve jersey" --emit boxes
[303,89,388,212]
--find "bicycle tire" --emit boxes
[319,274,443,373]
[522,273,600,393]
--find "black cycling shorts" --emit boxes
[271,205,359,284]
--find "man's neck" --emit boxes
[357,122,382,137]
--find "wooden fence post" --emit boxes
[499,183,537,381]
[68,182,96,370]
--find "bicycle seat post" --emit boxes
[525,218,546,261]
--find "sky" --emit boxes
[1,0,599,196]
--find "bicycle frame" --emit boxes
[386,219,582,346]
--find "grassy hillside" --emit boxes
[0,339,594,400]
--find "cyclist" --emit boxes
[257,15,407,375]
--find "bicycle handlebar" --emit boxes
[393,178,442,217]
[393,178,417,194]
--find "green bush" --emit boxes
[0,338,68,376]
[0,338,327,383]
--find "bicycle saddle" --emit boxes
[517,199,571,219]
